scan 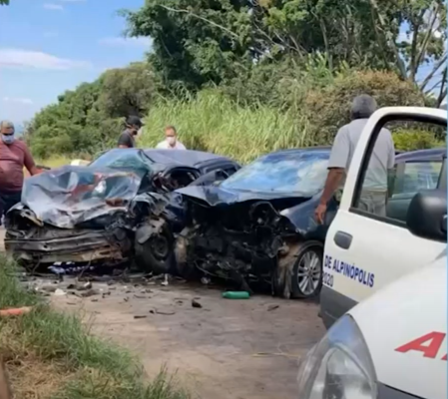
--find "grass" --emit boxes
[139,90,314,163]
[0,255,189,399]
[34,90,444,167]
[35,155,72,169]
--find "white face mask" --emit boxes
[166,136,176,146]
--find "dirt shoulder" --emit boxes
[52,278,324,399]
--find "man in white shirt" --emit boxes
[315,94,395,223]
[156,125,186,150]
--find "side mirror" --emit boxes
[406,190,447,242]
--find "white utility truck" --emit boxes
[298,243,447,399]
[320,107,446,328]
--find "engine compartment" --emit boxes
[176,199,301,285]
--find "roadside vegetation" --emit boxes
[0,255,188,399]
[20,0,446,163]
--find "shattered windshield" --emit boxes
[89,149,153,178]
[220,150,329,196]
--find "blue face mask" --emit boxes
[2,134,15,145]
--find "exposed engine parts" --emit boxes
[173,200,301,292]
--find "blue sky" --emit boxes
[0,1,444,125]
[0,0,151,124]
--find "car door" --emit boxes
[386,158,445,222]
[321,108,446,327]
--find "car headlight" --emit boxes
[297,315,377,399]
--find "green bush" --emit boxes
[393,129,445,151]
[28,65,438,162]
[303,70,425,145]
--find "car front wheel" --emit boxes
[134,224,174,275]
[291,241,323,299]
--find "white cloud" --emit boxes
[98,37,152,48]
[43,3,64,10]
[0,49,91,70]
[2,97,33,105]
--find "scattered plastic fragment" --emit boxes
[222,291,250,299]
[0,307,32,317]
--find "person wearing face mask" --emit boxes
[156,126,186,150]
[117,115,143,148]
[0,120,40,221]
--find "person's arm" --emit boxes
[117,133,132,149]
[318,128,349,205]
[23,145,40,176]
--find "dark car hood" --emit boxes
[8,165,168,229]
[175,185,312,207]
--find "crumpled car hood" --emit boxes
[175,185,311,207]
[9,165,163,229]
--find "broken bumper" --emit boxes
[5,229,129,265]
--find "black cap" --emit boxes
[126,115,143,127]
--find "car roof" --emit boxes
[395,147,446,163]
[143,149,236,168]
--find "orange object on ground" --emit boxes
[0,307,32,317]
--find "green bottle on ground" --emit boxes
[222,291,250,299]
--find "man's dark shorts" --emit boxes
[0,190,21,224]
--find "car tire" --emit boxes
[173,235,198,280]
[134,225,174,275]
[291,241,323,299]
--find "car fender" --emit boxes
[279,195,338,241]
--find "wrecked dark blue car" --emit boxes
[4,148,240,270]
[169,147,440,299]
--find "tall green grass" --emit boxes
[139,90,314,163]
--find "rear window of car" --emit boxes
[90,150,153,177]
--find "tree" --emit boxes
[122,0,262,92]
[98,62,155,118]
[124,0,446,104]
[372,0,447,105]
[0,0,9,5]
[26,62,158,158]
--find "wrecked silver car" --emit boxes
[172,148,335,299]
[4,148,240,270]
